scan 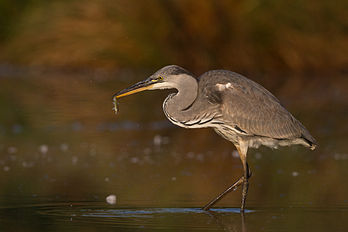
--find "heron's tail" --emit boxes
[301,131,318,150]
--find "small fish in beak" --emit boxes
[112,96,119,115]
[112,77,158,115]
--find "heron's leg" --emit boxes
[202,176,244,211]
[202,145,251,212]
[238,146,250,212]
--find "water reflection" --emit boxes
[207,210,247,232]
[36,202,250,231]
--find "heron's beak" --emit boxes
[113,79,156,99]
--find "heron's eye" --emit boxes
[158,76,163,81]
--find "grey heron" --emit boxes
[113,65,317,212]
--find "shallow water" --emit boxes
[1,201,347,231]
[0,70,347,231]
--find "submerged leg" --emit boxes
[202,144,250,212]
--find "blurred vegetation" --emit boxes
[0,0,347,75]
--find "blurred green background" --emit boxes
[0,0,347,220]
[1,0,347,73]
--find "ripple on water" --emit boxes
[4,202,346,231]
[33,202,249,230]
[80,207,244,218]
[36,202,245,218]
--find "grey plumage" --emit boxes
[113,64,317,212]
[159,66,316,150]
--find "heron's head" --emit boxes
[113,65,194,99]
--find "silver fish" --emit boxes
[112,96,119,114]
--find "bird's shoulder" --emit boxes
[197,70,280,106]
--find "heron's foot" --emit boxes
[202,176,245,211]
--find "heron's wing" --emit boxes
[200,71,313,141]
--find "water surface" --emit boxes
[1,200,347,231]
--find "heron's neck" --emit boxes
[164,75,198,121]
